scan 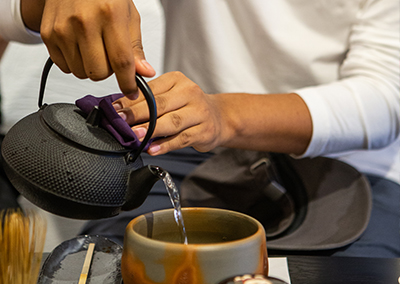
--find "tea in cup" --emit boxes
[121,207,268,284]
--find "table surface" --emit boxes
[40,253,399,284]
[287,256,400,284]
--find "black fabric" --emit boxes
[268,174,400,258]
[180,150,308,239]
[180,148,372,251]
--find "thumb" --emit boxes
[132,38,156,78]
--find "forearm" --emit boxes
[0,0,41,43]
[0,36,8,59]
[20,0,45,32]
[215,92,312,156]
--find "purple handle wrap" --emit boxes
[76,94,151,150]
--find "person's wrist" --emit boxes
[21,0,46,32]
[210,93,238,149]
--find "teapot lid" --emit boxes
[41,103,128,153]
[37,58,157,163]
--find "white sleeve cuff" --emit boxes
[293,86,332,158]
[0,0,42,43]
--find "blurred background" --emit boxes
[0,0,165,252]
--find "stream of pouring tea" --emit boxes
[162,172,188,245]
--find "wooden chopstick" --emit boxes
[78,243,95,284]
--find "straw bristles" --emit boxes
[0,208,47,284]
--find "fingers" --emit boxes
[40,2,71,74]
[112,71,222,155]
[78,33,111,80]
[103,11,138,98]
[129,121,199,155]
[135,123,218,156]
[39,0,155,97]
[128,105,200,147]
[137,107,202,139]
[114,87,184,126]
[130,23,156,79]
[146,131,195,156]
[113,73,183,123]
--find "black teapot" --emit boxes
[1,58,165,219]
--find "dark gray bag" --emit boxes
[181,148,372,251]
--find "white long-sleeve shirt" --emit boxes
[160,0,400,184]
[1,0,399,184]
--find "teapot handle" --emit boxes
[38,57,157,164]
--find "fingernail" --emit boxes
[125,92,139,100]
[118,111,127,121]
[141,60,156,75]
[113,102,122,111]
[132,127,147,140]
[148,144,161,155]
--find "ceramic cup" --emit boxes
[121,207,268,284]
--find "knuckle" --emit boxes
[188,83,203,96]
[154,96,168,113]
[131,39,144,52]
[87,70,110,81]
[178,132,192,148]
[68,63,88,79]
[74,72,88,79]
[51,22,68,39]
[112,56,134,71]
[57,64,71,74]
[170,113,183,129]
[69,15,88,33]
[40,27,51,42]
[170,71,184,79]
[99,0,138,22]
[98,0,119,18]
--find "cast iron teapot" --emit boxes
[1,58,165,219]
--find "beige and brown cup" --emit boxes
[121,207,268,284]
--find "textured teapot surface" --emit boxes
[1,103,143,219]
[1,58,160,219]
[42,103,128,152]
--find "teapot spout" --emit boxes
[122,165,166,211]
